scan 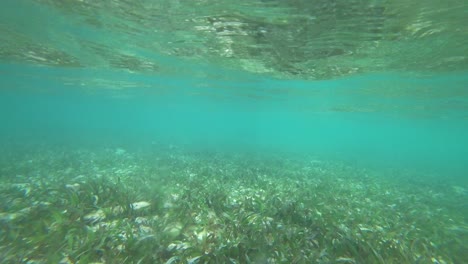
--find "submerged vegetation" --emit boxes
[0,145,466,263]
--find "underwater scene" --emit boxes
[1,1,467,263]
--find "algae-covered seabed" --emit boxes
[0,145,466,264]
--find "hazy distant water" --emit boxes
[1,63,467,180]
[1,0,468,181]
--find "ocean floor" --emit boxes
[0,145,466,263]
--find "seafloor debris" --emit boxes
[0,147,466,263]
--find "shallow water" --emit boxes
[1,1,467,263]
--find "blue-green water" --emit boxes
[2,64,467,177]
[1,1,468,263]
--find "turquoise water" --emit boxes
[2,64,467,176]
[1,1,468,263]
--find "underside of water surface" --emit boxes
[0,0,467,263]
[1,0,467,79]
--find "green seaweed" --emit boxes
[0,146,465,263]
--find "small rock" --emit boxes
[164,223,182,239]
[84,209,106,224]
[59,256,73,264]
[65,183,80,191]
[115,148,126,155]
[131,201,151,210]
